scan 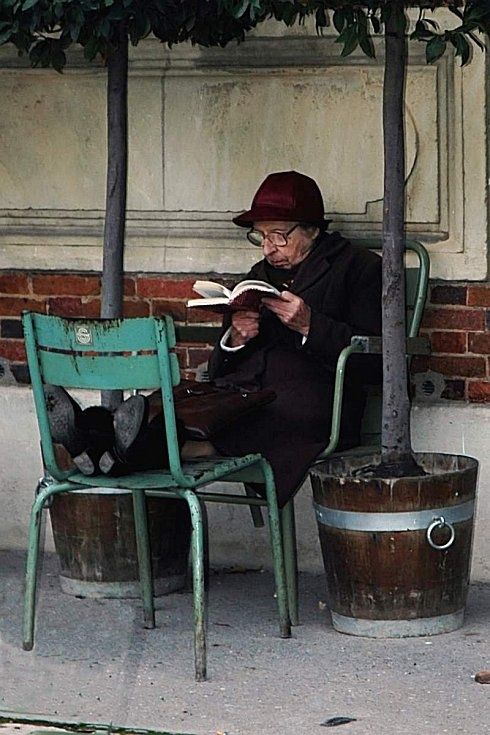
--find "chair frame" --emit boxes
[22,312,291,682]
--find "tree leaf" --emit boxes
[98,16,111,37]
[231,0,250,19]
[465,3,490,25]
[411,21,434,42]
[426,35,447,64]
[51,46,66,73]
[333,9,345,34]
[370,16,380,34]
[0,28,13,45]
[29,39,48,66]
[339,24,358,57]
[356,9,368,30]
[359,31,375,59]
[129,12,151,45]
[83,35,100,60]
[451,32,471,66]
[315,7,327,33]
[22,0,39,10]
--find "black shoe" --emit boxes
[44,387,115,476]
[74,405,115,476]
[73,449,99,476]
[99,395,148,475]
[99,399,187,477]
[113,394,148,457]
[43,385,86,457]
[99,450,134,476]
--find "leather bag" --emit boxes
[174,380,276,440]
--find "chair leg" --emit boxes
[281,500,299,626]
[244,484,265,528]
[261,461,291,639]
[23,482,64,651]
[132,490,155,629]
[183,490,207,682]
[198,496,210,594]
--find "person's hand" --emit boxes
[230,310,260,347]
[262,292,311,337]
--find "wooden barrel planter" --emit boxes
[49,489,191,598]
[310,452,478,637]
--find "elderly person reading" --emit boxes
[204,170,382,506]
[45,170,381,508]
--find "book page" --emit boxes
[231,280,281,298]
[186,296,228,311]
[187,297,229,310]
[192,280,232,299]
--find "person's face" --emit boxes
[250,221,319,269]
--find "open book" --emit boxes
[187,279,282,312]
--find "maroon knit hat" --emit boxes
[233,170,330,228]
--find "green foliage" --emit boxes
[0,0,488,71]
[221,1,489,65]
[411,0,490,65]
[0,0,259,70]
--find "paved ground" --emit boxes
[1,549,489,735]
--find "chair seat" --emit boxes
[62,453,265,490]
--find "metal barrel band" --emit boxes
[330,609,465,638]
[313,499,475,533]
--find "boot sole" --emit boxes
[73,451,96,476]
[113,394,148,455]
[43,385,85,456]
[99,450,116,475]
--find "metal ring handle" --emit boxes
[426,516,456,550]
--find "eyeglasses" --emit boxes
[246,223,300,248]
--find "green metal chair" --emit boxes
[21,312,291,682]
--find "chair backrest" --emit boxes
[349,239,430,446]
[352,238,429,337]
[22,313,183,482]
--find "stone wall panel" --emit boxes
[0,11,486,279]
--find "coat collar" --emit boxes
[253,231,348,295]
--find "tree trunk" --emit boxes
[381,4,412,466]
[101,24,128,409]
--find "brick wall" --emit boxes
[1,271,489,403]
[0,271,228,385]
[415,282,490,403]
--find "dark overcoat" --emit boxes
[208,231,382,507]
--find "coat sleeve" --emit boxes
[207,265,260,381]
[302,252,382,365]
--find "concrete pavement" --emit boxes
[1,550,489,735]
